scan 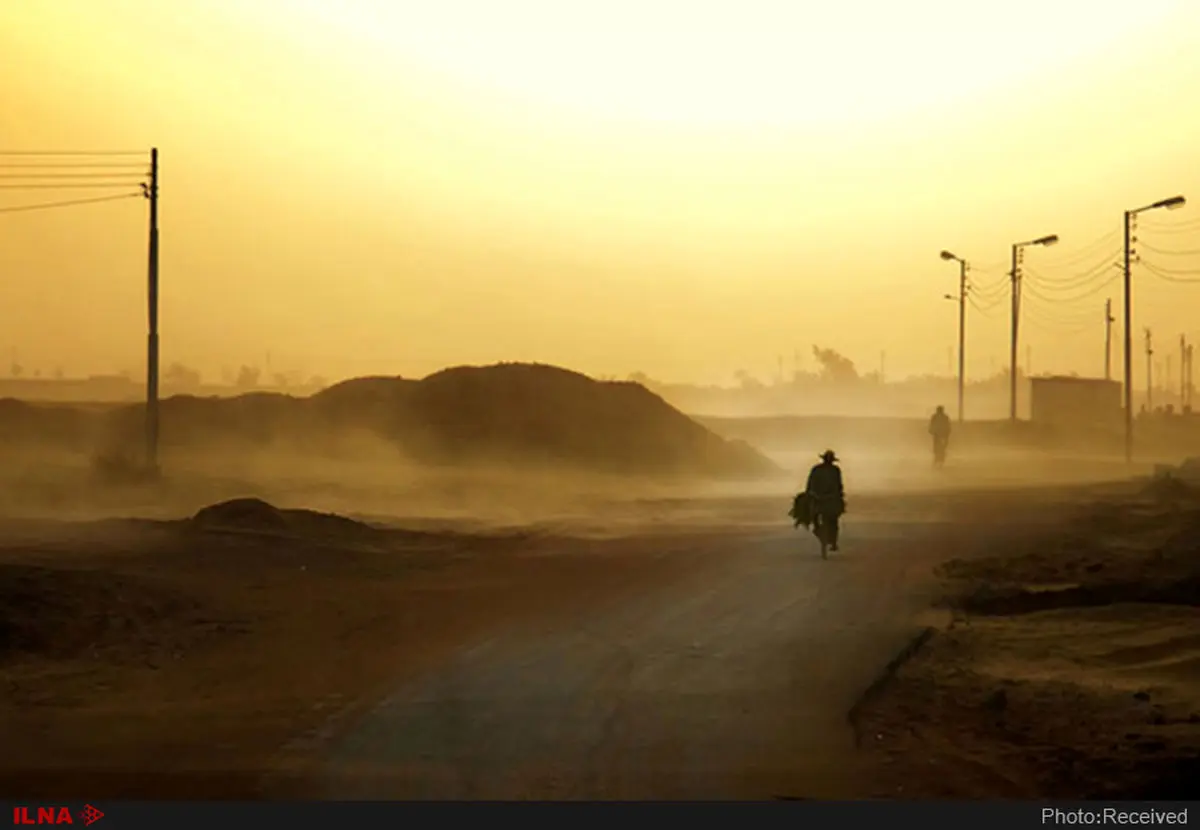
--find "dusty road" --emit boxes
[2,484,1097,800]
[311,513,977,800]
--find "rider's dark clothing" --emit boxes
[806,461,845,548]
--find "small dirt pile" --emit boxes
[189,498,384,544]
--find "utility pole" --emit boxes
[1123,211,1134,459]
[1165,356,1172,405]
[1010,243,1020,421]
[142,147,160,474]
[1145,328,1154,411]
[956,262,966,423]
[1008,234,1058,421]
[1188,343,1195,409]
[1123,196,1187,461]
[1104,298,1114,380]
[1181,335,1187,406]
[939,250,968,422]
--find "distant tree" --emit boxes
[165,362,202,388]
[811,346,859,383]
[10,362,21,378]
[733,369,763,390]
[272,372,290,388]
[235,365,261,389]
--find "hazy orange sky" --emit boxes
[2,0,1199,386]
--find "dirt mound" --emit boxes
[394,363,777,477]
[0,563,213,664]
[79,363,780,480]
[861,606,1200,799]
[190,498,383,543]
[860,489,1200,798]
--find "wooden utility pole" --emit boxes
[1181,335,1187,406]
[1123,211,1134,460]
[1145,328,1154,410]
[955,260,966,423]
[1188,344,1195,408]
[142,147,160,474]
[1010,244,1020,421]
[1104,299,1114,380]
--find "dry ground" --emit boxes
[1,502,716,798]
[857,477,1200,799]
[0,478,1177,800]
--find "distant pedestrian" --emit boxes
[929,405,951,468]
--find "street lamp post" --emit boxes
[1124,195,1187,463]
[940,250,968,423]
[1009,234,1059,421]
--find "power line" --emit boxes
[1140,260,1200,282]
[1137,240,1200,256]
[0,162,148,169]
[0,150,145,156]
[1023,253,1121,288]
[1036,229,1121,267]
[1138,217,1200,233]
[1140,257,1200,275]
[0,182,146,189]
[967,292,1003,315]
[0,172,148,179]
[1024,271,1120,305]
[0,192,141,214]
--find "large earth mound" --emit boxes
[62,363,779,479]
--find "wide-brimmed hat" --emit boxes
[819,449,838,462]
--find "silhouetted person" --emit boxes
[929,405,951,467]
[806,449,845,553]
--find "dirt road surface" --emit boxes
[3,486,1090,800]
[304,514,976,800]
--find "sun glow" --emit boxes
[271,0,1180,130]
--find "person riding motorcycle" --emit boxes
[806,449,845,552]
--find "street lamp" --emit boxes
[1009,234,1059,421]
[1123,195,1187,463]
[940,250,968,423]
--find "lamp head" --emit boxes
[1034,234,1059,247]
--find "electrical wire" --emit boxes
[0,192,142,214]
[968,273,1008,295]
[1022,255,1121,291]
[1137,217,1200,234]
[0,182,145,189]
[1023,308,1094,335]
[0,172,147,179]
[967,271,1009,296]
[1036,229,1122,268]
[1140,260,1200,282]
[0,150,145,156]
[1137,240,1200,256]
[0,162,148,169]
[1023,271,1120,308]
